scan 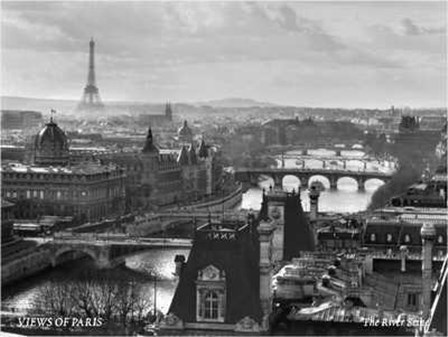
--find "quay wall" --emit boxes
[2,248,52,286]
[2,246,86,285]
[182,185,243,212]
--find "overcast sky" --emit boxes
[1,1,446,108]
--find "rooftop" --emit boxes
[1,161,122,175]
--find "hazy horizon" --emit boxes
[1,1,447,109]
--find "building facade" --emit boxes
[99,122,222,211]
[137,102,173,126]
[1,118,126,222]
[1,110,43,130]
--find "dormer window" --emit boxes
[196,265,226,323]
[404,234,411,243]
[386,234,393,243]
[370,233,376,242]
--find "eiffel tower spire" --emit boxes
[78,38,104,110]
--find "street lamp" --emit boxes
[149,271,158,323]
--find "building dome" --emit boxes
[178,120,193,143]
[34,118,69,166]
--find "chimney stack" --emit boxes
[400,245,409,273]
[309,183,320,220]
[421,223,436,319]
[174,254,186,276]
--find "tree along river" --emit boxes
[2,150,388,326]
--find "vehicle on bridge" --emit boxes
[13,223,51,237]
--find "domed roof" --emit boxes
[36,118,68,147]
[178,120,192,137]
[34,118,69,166]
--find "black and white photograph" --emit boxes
[0,1,447,336]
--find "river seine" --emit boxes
[2,150,389,322]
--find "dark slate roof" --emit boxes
[177,145,189,165]
[142,127,159,154]
[429,255,447,335]
[259,190,315,260]
[188,143,197,165]
[364,221,446,248]
[197,139,209,158]
[35,118,68,150]
[168,220,262,324]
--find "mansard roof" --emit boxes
[259,190,315,259]
[168,220,262,324]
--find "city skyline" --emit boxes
[1,1,447,109]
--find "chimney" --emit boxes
[400,245,409,273]
[308,184,320,220]
[257,219,276,331]
[420,223,436,319]
[174,254,186,276]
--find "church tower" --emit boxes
[165,102,173,121]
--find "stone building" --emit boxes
[1,110,43,131]
[161,218,264,335]
[100,123,222,210]
[137,102,173,126]
[1,118,126,222]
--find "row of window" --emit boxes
[4,186,123,201]
[4,172,119,181]
[368,233,444,244]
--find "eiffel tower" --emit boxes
[78,38,104,110]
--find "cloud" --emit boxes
[1,1,445,107]
[400,18,445,36]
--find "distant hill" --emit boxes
[1,96,79,115]
[0,96,170,118]
[194,97,277,108]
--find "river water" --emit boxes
[1,150,389,325]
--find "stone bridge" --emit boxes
[47,234,192,268]
[277,155,397,171]
[234,167,393,191]
[265,142,365,154]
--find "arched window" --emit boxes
[437,235,444,244]
[196,265,226,322]
[370,233,376,242]
[404,234,411,243]
[386,234,393,243]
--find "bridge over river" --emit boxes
[47,233,193,268]
[234,167,393,191]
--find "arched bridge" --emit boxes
[234,167,393,191]
[47,233,192,269]
[277,155,397,171]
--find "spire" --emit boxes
[198,138,208,158]
[188,142,197,165]
[142,126,159,153]
[165,101,173,121]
